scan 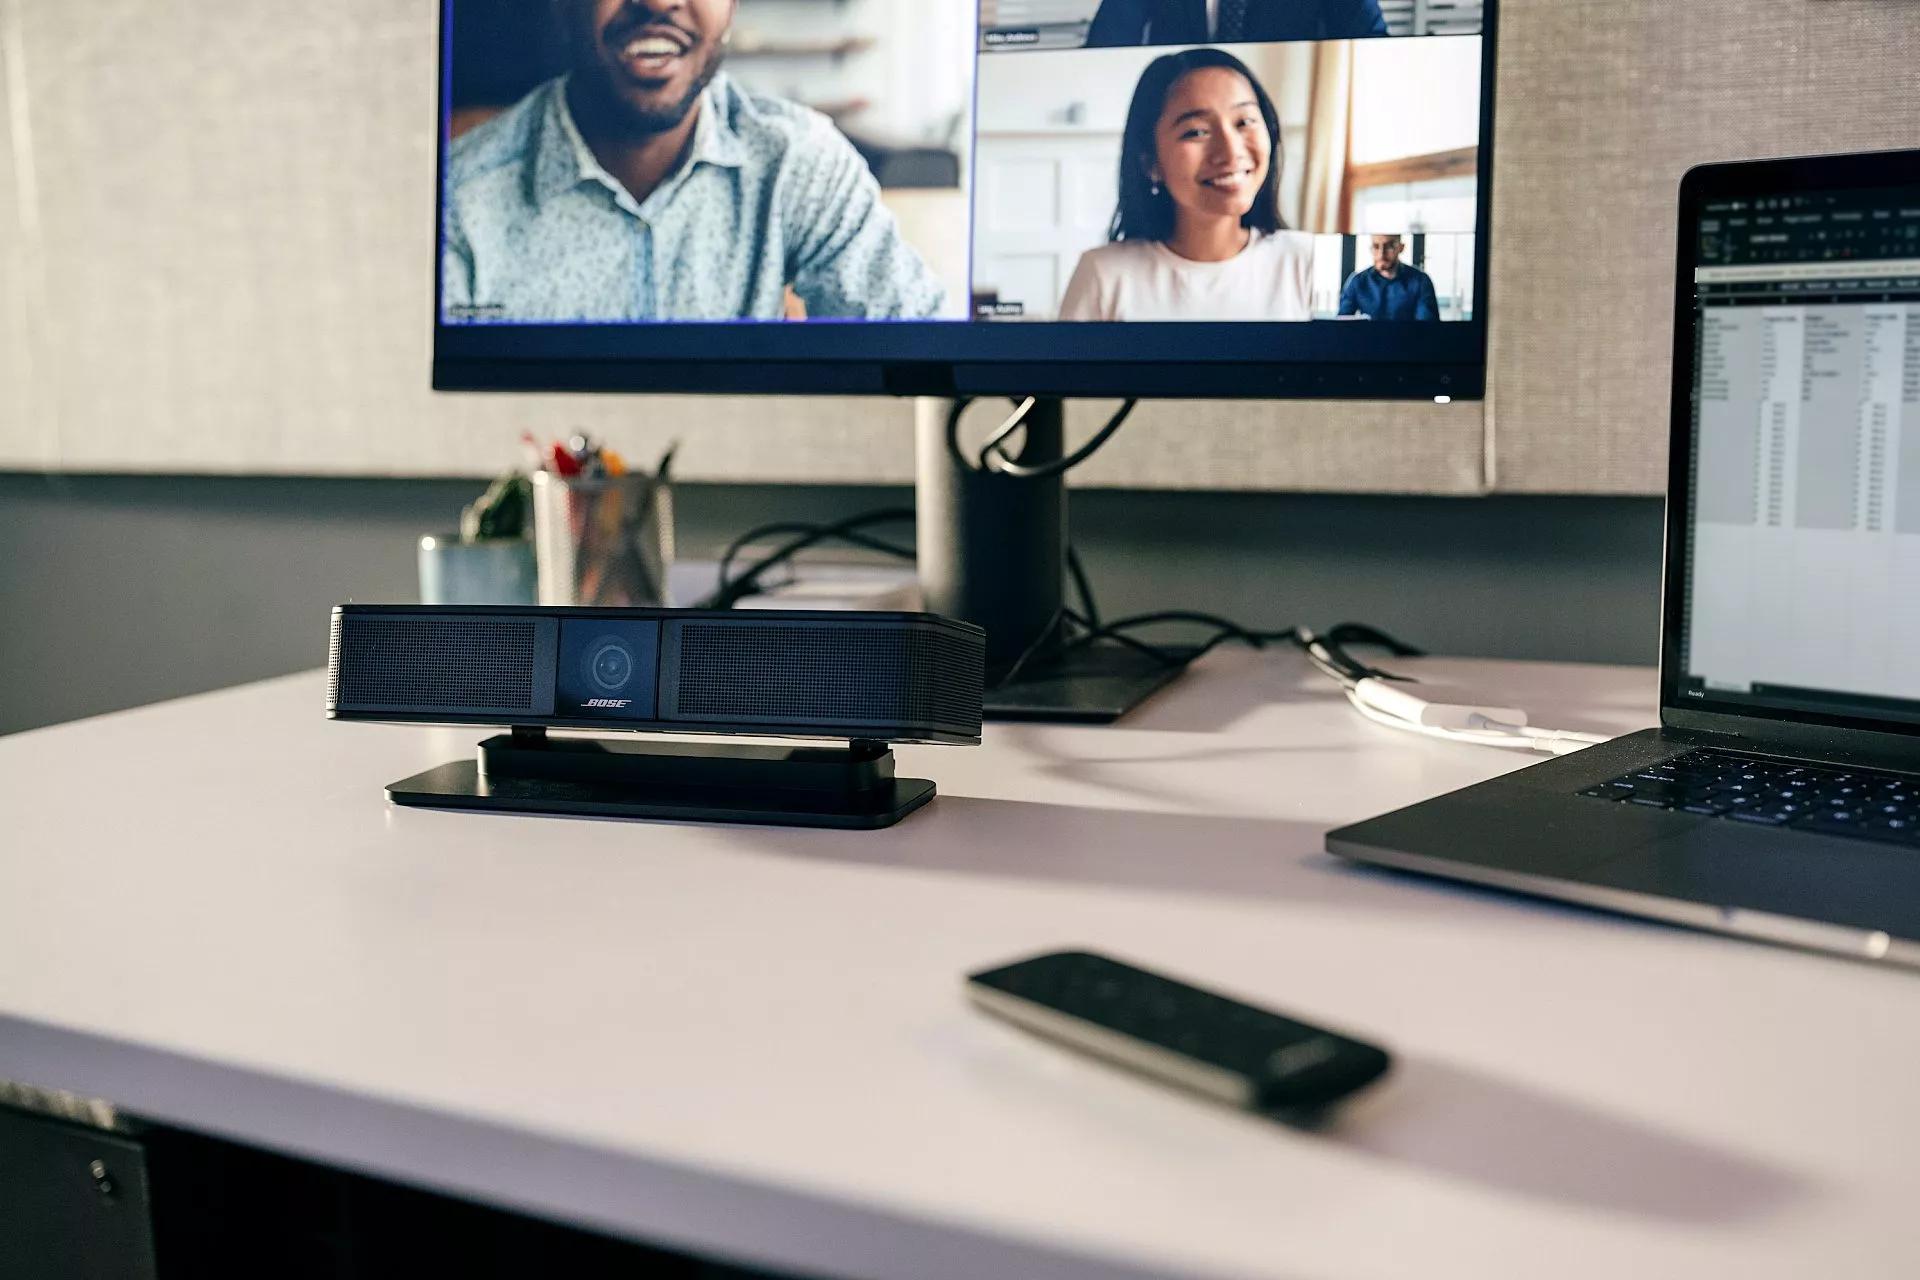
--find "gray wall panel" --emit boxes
[1489,0,1920,494]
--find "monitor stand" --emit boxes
[915,397,1194,724]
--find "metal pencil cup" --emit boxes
[533,471,675,607]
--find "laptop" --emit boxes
[1328,148,1920,969]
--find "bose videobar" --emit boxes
[327,605,985,830]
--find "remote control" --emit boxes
[966,950,1391,1113]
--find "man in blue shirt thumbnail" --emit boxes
[1338,235,1440,321]
[1085,0,1388,46]
[443,0,945,323]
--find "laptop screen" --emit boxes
[1679,179,1920,728]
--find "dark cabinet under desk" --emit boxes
[0,1103,159,1280]
[1,1096,815,1280]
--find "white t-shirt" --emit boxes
[1056,230,1316,322]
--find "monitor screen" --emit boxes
[434,0,1494,398]
[1678,174,1920,729]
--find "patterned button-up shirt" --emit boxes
[443,75,945,322]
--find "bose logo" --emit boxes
[584,698,632,709]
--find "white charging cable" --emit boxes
[1294,628,1611,756]
[1345,677,1609,755]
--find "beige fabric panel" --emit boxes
[11,1,439,475]
[1056,396,1484,493]
[0,0,1480,488]
[0,0,48,467]
[20,2,1917,491]
[1488,0,1920,494]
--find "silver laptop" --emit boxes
[1329,148,1920,969]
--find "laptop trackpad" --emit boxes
[1589,824,1920,939]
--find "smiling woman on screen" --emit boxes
[1058,48,1314,322]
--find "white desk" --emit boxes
[2,652,1916,1279]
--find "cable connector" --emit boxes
[1346,678,1610,755]
[1352,678,1529,732]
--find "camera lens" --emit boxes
[587,639,634,692]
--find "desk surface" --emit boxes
[2,652,1916,1279]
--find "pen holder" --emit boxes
[533,471,675,607]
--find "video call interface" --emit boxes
[440,0,1485,327]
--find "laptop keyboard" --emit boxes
[1581,747,1920,847]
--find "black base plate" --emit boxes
[388,759,936,830]
[985,644,1198,724]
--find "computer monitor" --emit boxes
[433,0,1498,719]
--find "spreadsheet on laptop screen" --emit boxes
[1682,182,1920,726]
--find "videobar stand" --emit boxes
[915,397,1193,723]
[387,729,935,830]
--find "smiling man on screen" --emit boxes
[1338,234,1439,321]
[443,0,944,323]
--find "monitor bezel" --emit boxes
[432,1,1499,402]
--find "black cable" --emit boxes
[716,521,913,591]
[704,506,1102,637]
[990,609,1074,692]
[994,610,1178,692]
[1325,622,1426,659]
[702,500,1425,699]
[943,397,1141,480]
[1299,641,1359,689]
[1185,625,1303,666]
[713,513,915,604]
[1063,609,1186,667]
[978,397,1037,471]
[1061,611,1296,659]
[990,610,1431,695]
[996,610,1301,692]
[985,399,1138,479]
[1064,546,1100,630]
[1300,625,1423,685]
[696,508,916,609]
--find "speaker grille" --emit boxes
[673,623,982,733]
[334,615,538,712]
[325,611,344,709]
